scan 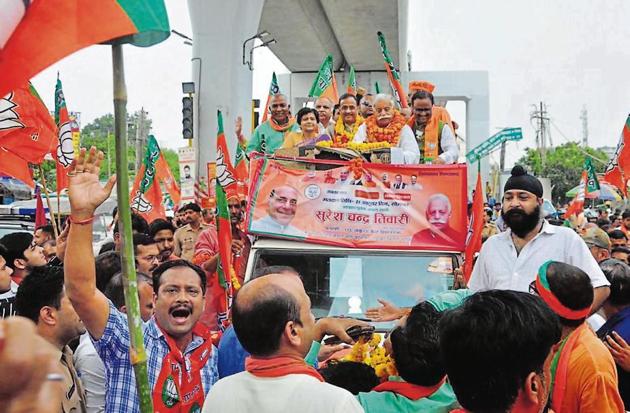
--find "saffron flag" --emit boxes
[156,153,181,206]
[214,110,237,331]
[130,135,166,223]
[34,186,46,228]
[308,55,339,103]
[565,170,587,218]
[463,171,484,282]
[377,31,408,108]
[53,75,73,194]
[604,115,630,196]
[261,72,280,123]
[347,66,357,95]
[0,148,34,187]
[0,0,170,97]
[0,83,57,164]
[234,143,249,199]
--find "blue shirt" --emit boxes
[92,301,219,413]
[218,325,249,379]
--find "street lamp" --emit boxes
[242,31,275,70]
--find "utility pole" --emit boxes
[135,108,148,173]
[530,101,550,166]
[580,106,588,147]
[500,141,506,171]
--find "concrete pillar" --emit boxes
[188,0,264,180]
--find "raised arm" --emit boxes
[64,147,116,339]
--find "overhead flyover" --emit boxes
[258,0,408,72]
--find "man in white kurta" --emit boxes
[353,94,420,165]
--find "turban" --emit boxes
[504,165,543,198]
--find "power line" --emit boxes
[549,119,608,164]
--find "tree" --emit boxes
[80,111,154,181]
[517,142,609,204]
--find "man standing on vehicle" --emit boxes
[468,165,610,311]
[245,94,298,155]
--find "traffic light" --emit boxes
[182,96,193,139]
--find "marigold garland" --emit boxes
[365,111,406,145]
[333,115,364,145]
[343,333,398,381]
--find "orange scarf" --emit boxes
[152,322,213,412]
[407,106,451,162]
[245,355,324,382]
[269,116,296,132]
[373,376,446,400]
[365,112,406,145]
[549,324,588,412]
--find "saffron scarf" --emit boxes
[152,322,214,412]
[373,376,446,400]
[269,116,296,132]
[333,115,364,145]
[407,106,451,163]
[548,323,588,412]
[245,355,324,382]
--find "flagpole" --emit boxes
[111,43,153,413]
[56,193,61,230]
[37,165,59,238]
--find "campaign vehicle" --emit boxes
[242,154,466,329]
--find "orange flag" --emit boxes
[604,115,630,196]
[0,83,57,164]
[463,171,484,282]
[156,154,181,206]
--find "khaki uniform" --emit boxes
[174,223,207,262]
[60,345,87,413]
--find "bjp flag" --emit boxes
[308,55,339,103]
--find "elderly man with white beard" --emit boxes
[352,94,420,164]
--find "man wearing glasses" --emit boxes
[408,82,458,165]
[358,93,374,119]
[250,185,306,238]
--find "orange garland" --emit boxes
[365,111,406,145]
[333,115,364,145]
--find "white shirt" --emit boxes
[74,333,106,413]
[413,122,459,164]
[353,124,420,164]
[202,372,364,413]
[469,220,610,292]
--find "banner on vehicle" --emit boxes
[246,156,467,251]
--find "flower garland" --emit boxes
[333,115,364,145]
[365,111,407,145]
[343,333,398,380]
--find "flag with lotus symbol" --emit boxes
[308,55,339,103]
[130,135,166,222]
[262,72,280,123]
[214,110,238,331]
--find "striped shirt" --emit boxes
[0,281,18,318]
[92,301,218,413]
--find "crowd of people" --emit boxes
[3,87,630,413]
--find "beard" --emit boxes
[503,205,541,238]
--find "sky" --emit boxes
[31,0,630,168]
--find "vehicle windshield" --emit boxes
[251,249,456,322]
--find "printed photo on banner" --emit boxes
[246,157,467,250]
[178,146,196,203]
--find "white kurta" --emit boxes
[202,372,364,413]
[353,124,420,164]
